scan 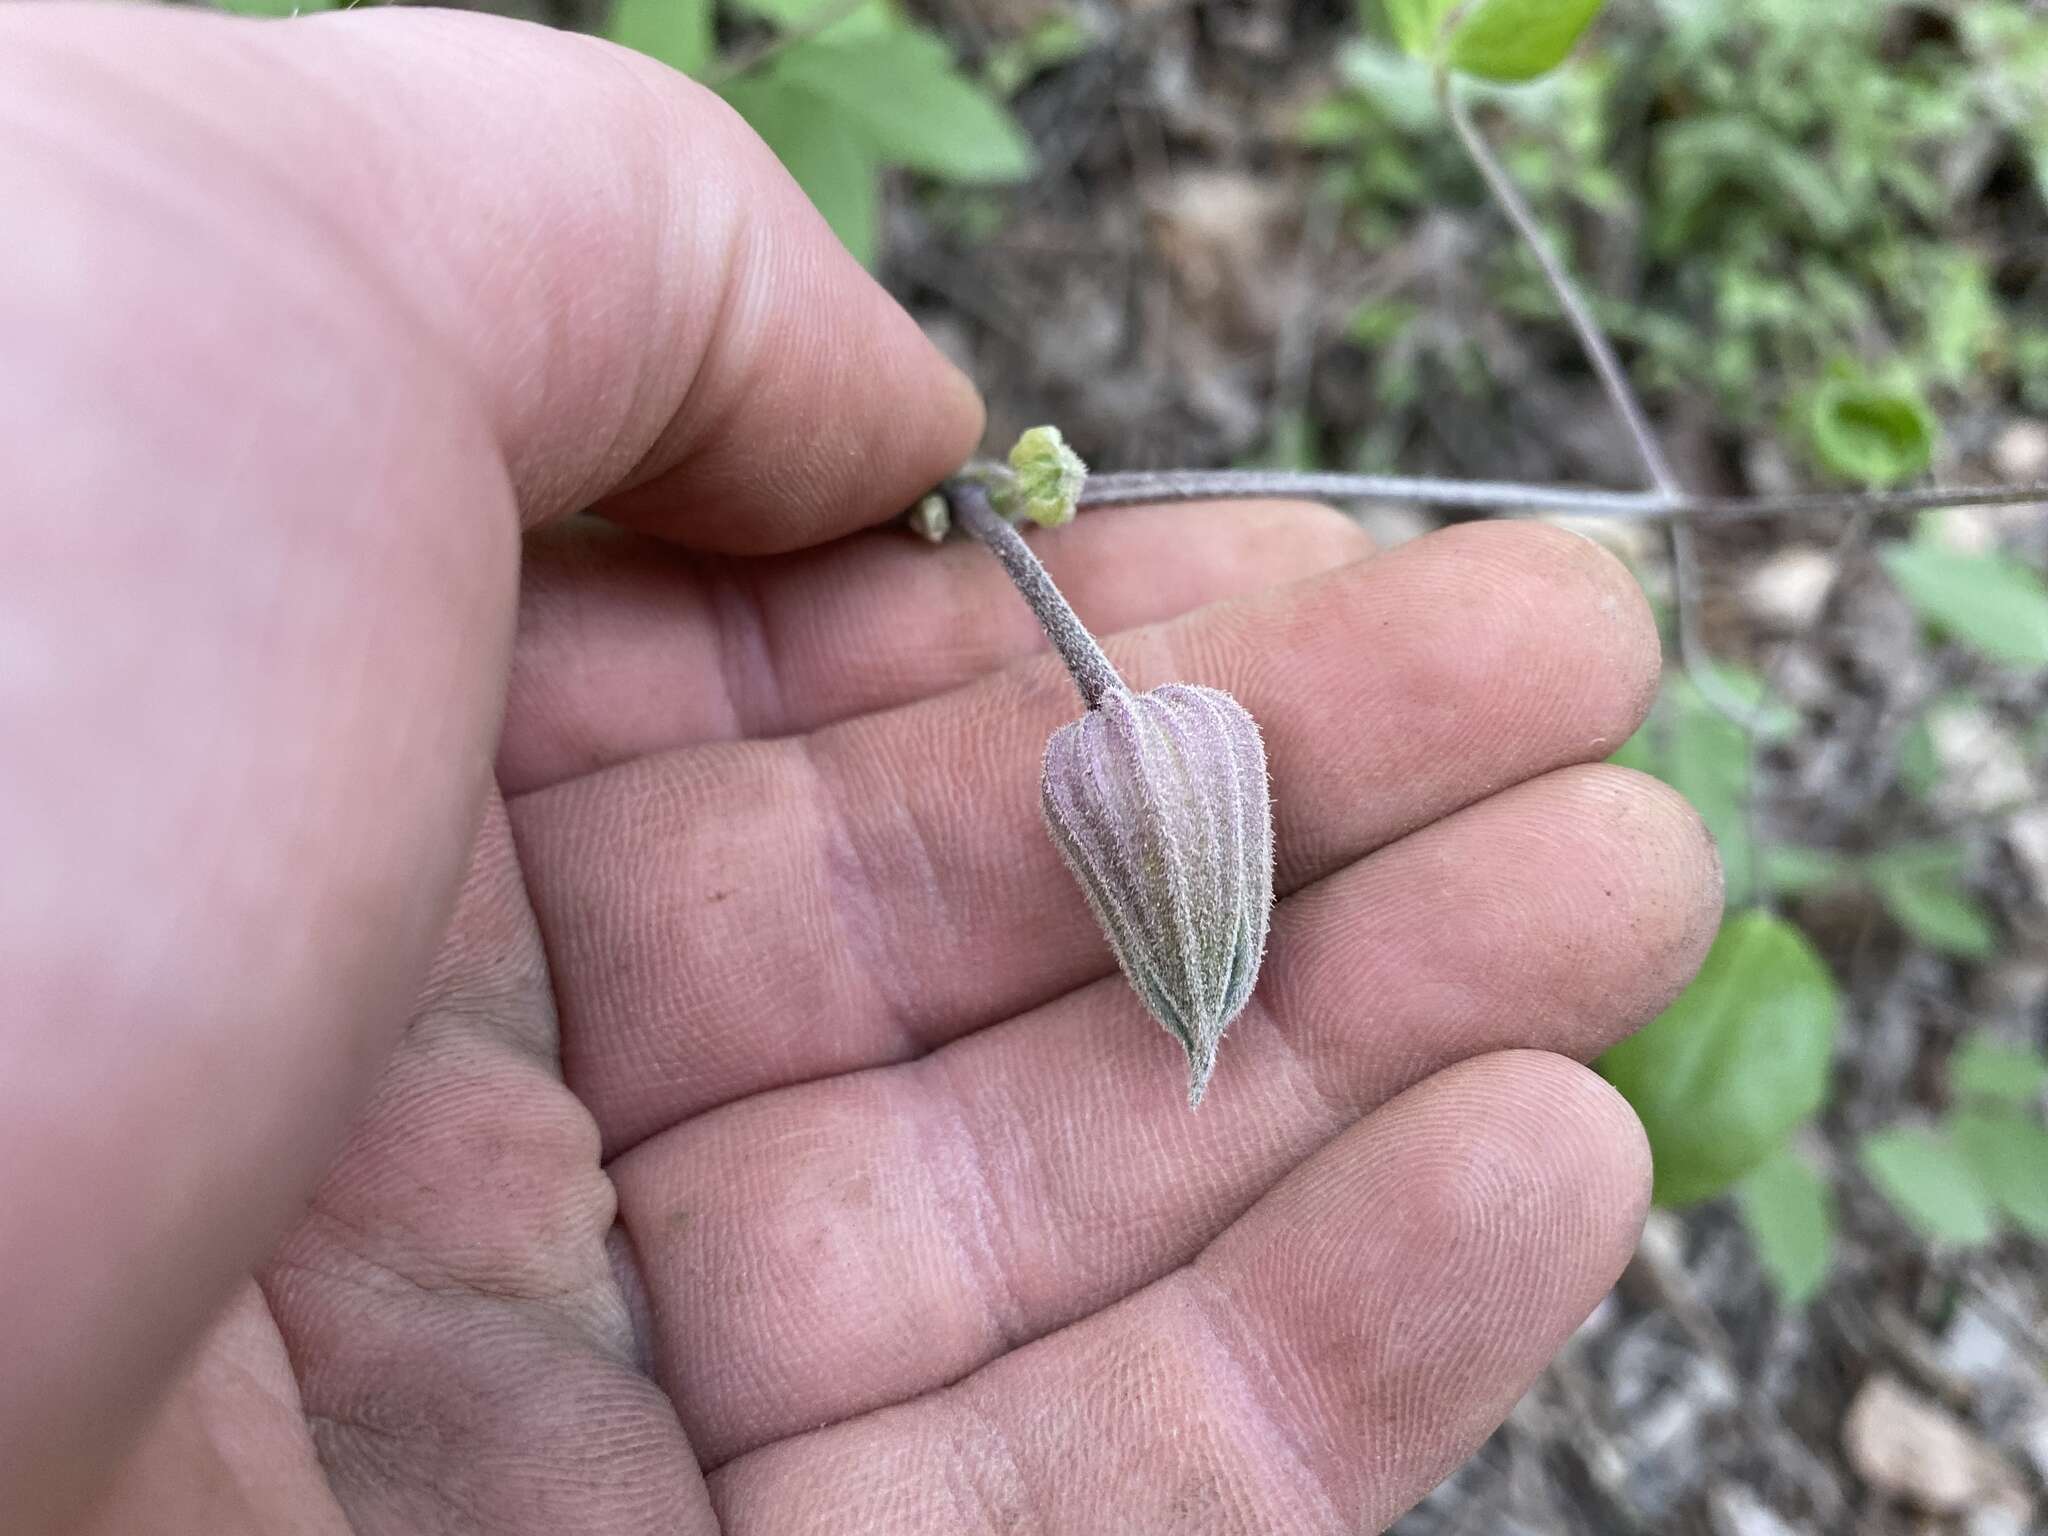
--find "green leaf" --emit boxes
[1606,723,1658,776]
[1899,715,1942,801]
[772,32,1035,182]
[1379,0,1457,57]
[1922,250,1998,387]
[1866,843,1997,959]
[1336,41,1440,131]
[1860,1126,1999,1245]
[1880,543,2048,668]
[1951,1111,2048,1237]
[1736,1146,1833,1305]
[722,80,882,264]
[1664,678,1757,905]
[1808,379,1935,487]
[609,0,715,77]
[1763,845,1854,896]
[1598,911,1839,1207]
[1949,1034,2048,1107]
[1294,94,1377,147]
[731,0,892,39]
[1901,692,1988,802]
[984,12,1092,97]
[1443,0,1607,84]
[1690,660,1799,741]
[1886,884,1999,961]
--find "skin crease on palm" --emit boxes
[0,6,1724,1532]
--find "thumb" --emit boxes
[0,5,981,1525]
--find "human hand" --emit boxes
[0,9,1720,1532]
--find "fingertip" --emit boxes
[1172,1050,1653,1526]
[1581,1061,1656,1228]
[1421,519,1664,743]
[1493,1049,1655,1253]
[1584,764,1728,988]
[1494,1048,1654,1274]
[933,352,991,467]
[1299,1049,1654,1288]
[1467,763,1726,1035]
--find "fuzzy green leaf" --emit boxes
[609,0,715,75]
[1736,1147,1833,1306]
[772,32,1035,182]
[1951,1111,2048,1237]
[1860,1126,1999,1245]
[1880,543,2048,668]
[722,80,882,263]
[1949,1034,2048,1107]
[1808,380,1935,487]
[1443,0,1608,83]
[1598,912,1839,1207]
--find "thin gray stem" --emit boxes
[1440,76,1749,726]
[1442,84,1680,499]
[1082,469,1656,516]
[950,480,1127,709]
[1065,469,2048,524]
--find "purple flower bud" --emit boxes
[1041,683,1274,1107]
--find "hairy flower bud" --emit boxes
[1041,683,1274,1106]
[999,425,1087,528]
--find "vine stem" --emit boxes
[1438,76,1756,724]
[1058,470,2048,524]
[1441,87,1680,499]
[949,480,1127,709]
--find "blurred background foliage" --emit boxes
[1305,0,2048,479]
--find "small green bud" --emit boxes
[1040,683,1274,1106]
[999,425,1087,528]
[908,493,950,543]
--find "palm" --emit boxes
[88,501,1713,1535]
